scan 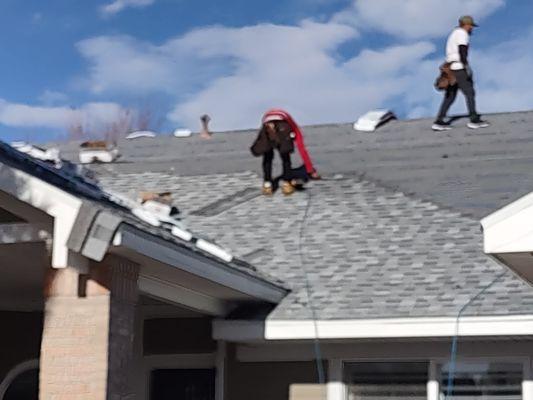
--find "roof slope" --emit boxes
[55,110,533,219]
[0,141,285,290]
[52,110,533,320]
[98,170,533,320]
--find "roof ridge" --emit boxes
[172,109,533,136]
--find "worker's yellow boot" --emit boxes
[262,181,273,196]
[281,181,295,196]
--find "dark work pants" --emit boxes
[437,69,479,122]
[263,149,292,182]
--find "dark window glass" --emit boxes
[3,368,39,400]
[143,318,216,355]
[150,368,215,400]
[440,361,522,400]
[344,362,428,399]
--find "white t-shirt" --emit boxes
[445,27,470,70]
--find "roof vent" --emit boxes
[125,130,156,139]
[353,109,396,132]
[79,141,120,164]
[174,128,193,138]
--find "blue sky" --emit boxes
[0,0,532,142]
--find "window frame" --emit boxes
[341,358,431,400]
[338,356,531,400]
[433,356,529,400]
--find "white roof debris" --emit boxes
[196,239,233,263]
[11,142,61,164]
[7,141,237,265]
[125,130,157,139]
[354,110,396,132]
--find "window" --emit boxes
[344,362,428,400]
[2,369,38,400]
[0,360,39,400]
[440,361,522,400]
[150,369,215,400]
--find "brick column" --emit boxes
[39,255,139,400]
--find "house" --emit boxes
[0,141,286,399]
[2,110,533,399]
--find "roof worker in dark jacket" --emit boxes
[433,16,489,131]
[262,109,321,180]
[251,115,297,196]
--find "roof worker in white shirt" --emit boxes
[433,16,490,131]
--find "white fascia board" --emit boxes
[0,164,83,268]
[482,191,533,254]
[482,191,533,229]
[213,315,533,341]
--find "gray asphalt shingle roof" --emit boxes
[98,170,533,320]
[0,141,285,291]
[56,110,533,319]
[55,110,533,219]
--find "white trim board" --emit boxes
[213,315,533,341]
[0,163,82,268]
[481,189,533,254]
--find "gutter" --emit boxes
[67,203,288,304]
[113,224,288,304]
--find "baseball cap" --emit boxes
[459,15,479,27]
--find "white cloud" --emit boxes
[100,0,155,17]
[474,29,533,114]
[38,90,69,106]
[169,40,435,130]
[0,100,132,134]
[77,35,179,93]
[77,22,439,130]
[74,0,531,130]
[335,0,505,39]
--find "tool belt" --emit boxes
[434,62,457,91]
